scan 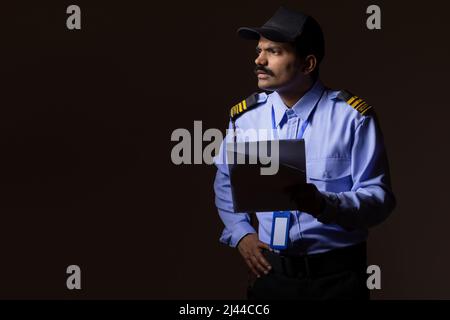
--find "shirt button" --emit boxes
[286,109,295,118]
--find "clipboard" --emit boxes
[227,139,306,212]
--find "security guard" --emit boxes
[214,7,396,299]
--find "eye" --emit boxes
[272,49,281,55]
[267,48,280,55]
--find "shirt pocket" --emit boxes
[306,158,352,192]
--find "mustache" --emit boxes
[254,66,274,76]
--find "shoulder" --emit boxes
[229,92,268,122]
[320,88,376,124]
[313,88,379,136]
[330,89,375,118]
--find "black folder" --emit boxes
[227,139,306,212]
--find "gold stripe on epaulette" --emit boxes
[229,93,264,121]
[358,103,372,115]
[356,102,368,111]
[230,100,246,118]
[230,104,237,117]
[351,98,362,107]
[346,96,372,115]
[338,90,374,116]
[347,96,358,105]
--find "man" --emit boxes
[213,6,396,299]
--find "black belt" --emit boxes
[262,242,367,278]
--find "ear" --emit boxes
[302,54,317,76]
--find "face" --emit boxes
[254,37,308,92]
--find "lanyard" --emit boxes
[271,106,309,140]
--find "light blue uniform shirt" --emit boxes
[214,80,396,255]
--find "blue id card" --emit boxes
[270,211,291,250]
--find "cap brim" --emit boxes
[237,27,293,42]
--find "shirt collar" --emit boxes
[270,80,325,127]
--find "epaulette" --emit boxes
[230,93,261,122]
[337,90,373,116]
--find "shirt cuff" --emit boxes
[227,221,257,248]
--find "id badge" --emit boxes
[270,211,291,250]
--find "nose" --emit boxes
[255,51,267,66]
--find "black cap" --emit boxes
[238,7,310,42]
[237,6,325,62]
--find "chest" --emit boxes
[235,103,356,192]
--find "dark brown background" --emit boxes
[0,0,449,299]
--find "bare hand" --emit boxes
[237,233,272,277]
